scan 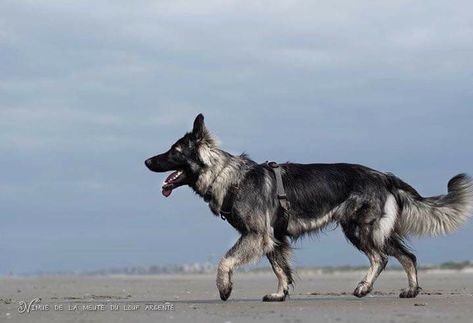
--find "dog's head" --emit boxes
[144,113,216,197]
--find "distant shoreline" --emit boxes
[5,260,473,278]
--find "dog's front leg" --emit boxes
[264,238,293,302]
[217,233,265,301]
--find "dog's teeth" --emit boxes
[164,170,183,184]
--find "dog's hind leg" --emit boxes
[353,251,388,297]
[341,197,390,298]
[386,237,421,298]
[263,237,293,302]
[217,233,268,301]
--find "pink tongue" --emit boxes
[162,171,179,197]
[162,188,172,197]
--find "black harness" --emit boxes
[219,186,237,219]
[266,161,290,215]
[204,161,290,225]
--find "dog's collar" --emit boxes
[204,182,238,221]
[203,160,239,220]
[203,186,214,203]
[218,183,239,221]
[203,159,232,202]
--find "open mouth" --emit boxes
[162,170,184,197]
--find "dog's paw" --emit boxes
[399,287,421,298]
[353,282,372,298]
[262,290,288,302]
[218,284,232,301]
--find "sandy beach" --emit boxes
[1,270,473,322]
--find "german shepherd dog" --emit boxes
[145,114,473,302]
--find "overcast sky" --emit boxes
[1,1,472,275]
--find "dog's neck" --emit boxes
[193,148,251,215]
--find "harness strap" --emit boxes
[208,184,238,221]
[267,161,290,213]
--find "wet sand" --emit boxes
[1,270,473,322]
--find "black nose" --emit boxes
[145,159,152,167]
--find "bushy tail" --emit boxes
[395,174,473,236]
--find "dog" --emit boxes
[145,114,473,302]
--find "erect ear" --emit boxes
[192,113,206,139]
[191,113,216,146]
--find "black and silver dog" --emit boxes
[145,114,473,302]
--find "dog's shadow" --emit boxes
[166,295,360,304]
